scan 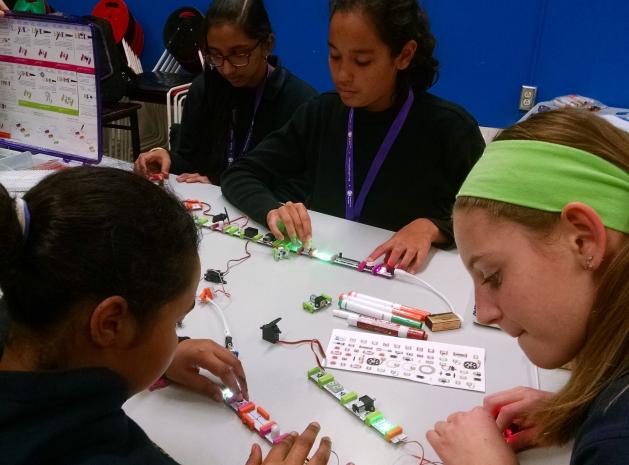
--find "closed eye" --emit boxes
[482,271,502,289]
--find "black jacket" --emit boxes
[221,89,484,244]
[171,57,317,187]
[0,368,179,465]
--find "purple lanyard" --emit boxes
[226,64,273,165]
[345,88,414,221]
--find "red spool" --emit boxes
[92,0,144,55]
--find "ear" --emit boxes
[262,33,275,56]
[560,202,607,270]
[395,39,417,71]
[89,296,138,348]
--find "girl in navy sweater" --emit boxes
[0,167,330,465]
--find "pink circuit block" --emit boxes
[272,433,290,445]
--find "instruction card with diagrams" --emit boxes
[0,14,101,162]
[326,329,486,392]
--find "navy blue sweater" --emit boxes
[0,368,178,465]
[571,374,629,465]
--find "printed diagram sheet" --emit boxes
[326,329,486,392]
[0,17,99,161]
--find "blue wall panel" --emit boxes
[266,1,332,94]
[422,0,544,128]
[47,0,629,128]
[532,0,629,110]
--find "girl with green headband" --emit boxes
[427,109,628,465]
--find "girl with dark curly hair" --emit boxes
[222,0,485,273]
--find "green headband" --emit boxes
[457,140,629,233]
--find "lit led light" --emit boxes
[221,387,234,400]
[283,239,303,252]
[313,251,334,262]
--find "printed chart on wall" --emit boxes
[0,14,101,163]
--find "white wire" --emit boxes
[395,269,463,322]
[206,297,231,338]
[533,364,541,390]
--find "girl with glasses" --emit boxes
[221,0,485,273]
[135,0,317,187]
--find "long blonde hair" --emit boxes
[456,108,629,445]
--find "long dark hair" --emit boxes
[329,0,439,91]
[201,0,273,183]
[0,167,199,356]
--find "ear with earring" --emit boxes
[583,255,594,271]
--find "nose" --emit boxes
[474,286,501,326]
[338,65,351,83]
[221,60,236,77]
[331,59,352,86]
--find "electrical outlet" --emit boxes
[519,85,537,111]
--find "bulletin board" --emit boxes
[0,13,102,164]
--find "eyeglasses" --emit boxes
[205,41,262,68]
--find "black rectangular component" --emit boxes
[204,269,226,284]
[243,227,259,238]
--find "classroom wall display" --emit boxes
[0,13,102,163]
[48,0,629,128]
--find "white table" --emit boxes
[123,182,572,465]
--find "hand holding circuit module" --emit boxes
[266,201,312,246]
[134,147,171,178]
[165,338,248,402]
[483,386,554,452]
[366,218,445,273]
[427,407,519,465]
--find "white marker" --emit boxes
[340,292,431,321]
[333,310,427,340]
[338,298,423,329]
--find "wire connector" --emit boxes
[225,335,239,358]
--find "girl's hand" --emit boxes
[134,148,171,177]
[483,386,553,451]
[244,423,333,465]
[166,338,248,402]
[427,407,519,465]
[266,201,311,245]
[366,218,442,273]
[0,1,9,17]
[176,173,211,184]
